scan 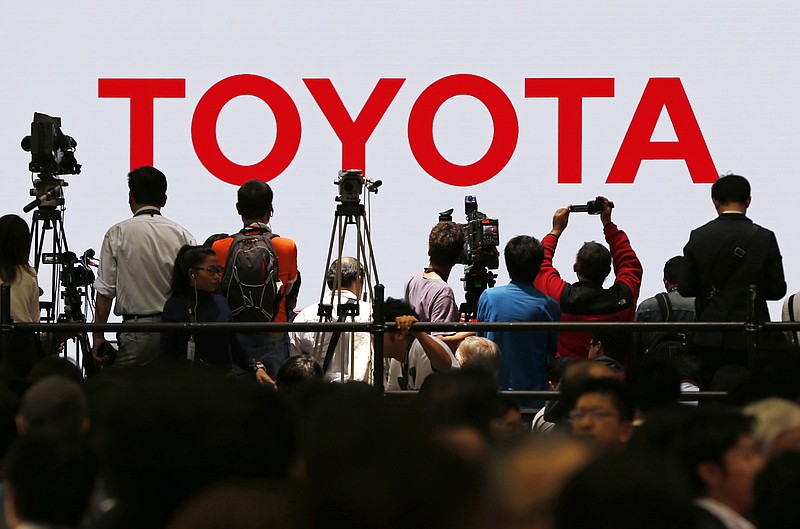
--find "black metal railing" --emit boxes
[2,283,796,400]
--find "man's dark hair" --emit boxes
[754,451,800,529]
[573,377,635,422]
[325,257,364,291]
[428,222,464,266]
[546,356,573,387]
[276,356,324,394]
[625,361,681,415]
[555,452,694,529]
[575,242,611,284]
[590,330,632,364]
[383,297,419,326]
[89,366,294,528]
[415,368,499,439]
[711,173,751,205]
[674,407,754,495]
[545,359,614,424]
[663,256,683,285]
[6,434,97,527]
[504,235,544,283]
[128,166,167,205]
[19,375,88,436]
[28,357,84,385]
[237,179,274,219]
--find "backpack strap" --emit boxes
[655,292,675,322]
[706,224,760,302]
[241,224,279,239]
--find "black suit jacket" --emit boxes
[679,213,786,348]
[692,504,730,529]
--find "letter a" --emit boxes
[608,78,717,184]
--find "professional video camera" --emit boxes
[21,113,81,213]
[42,250,95,323]
[439,196,499,320]
[334,169,382,206]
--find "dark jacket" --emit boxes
[679,213,786,348]
[535,222,643,358]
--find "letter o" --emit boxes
[191,74,301,185]
[408,74,518,187]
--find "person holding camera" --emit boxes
[534,197,643,359]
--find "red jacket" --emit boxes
[534,223,643,358]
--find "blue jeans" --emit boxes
[234,332,290,380]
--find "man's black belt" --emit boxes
[122,313,162,321]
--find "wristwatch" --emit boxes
[253,361,266,372]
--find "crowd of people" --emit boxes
[0,168,799,528]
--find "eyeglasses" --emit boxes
[193,265,223,276]
[569,408,618,422]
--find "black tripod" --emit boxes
[314,177,381,381]
[30,197,97,375]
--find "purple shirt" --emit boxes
[403,273,459,324]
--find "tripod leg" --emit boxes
[78,332,100,377]
[356,214,380,304]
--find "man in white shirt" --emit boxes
[290,257,372,383]
[92,166,195,368]
[384,298,457,391]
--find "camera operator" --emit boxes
[534,197,643,359]
[403,221,473,351]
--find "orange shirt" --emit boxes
[213,233,298,323]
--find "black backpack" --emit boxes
[220,228,281,322]
[646,293,690,362]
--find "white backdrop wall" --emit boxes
[2,1,798,319]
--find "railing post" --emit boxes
[745,284,758,373]
[0,284,11,370]
[373,284,385,393]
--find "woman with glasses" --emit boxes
[161,245,273,385]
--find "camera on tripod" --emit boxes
[335,169,382,204]
[21,112,81,177]
[21,113,81,213]
[439,196,500,271]
[43,250,95,323]
[439,196,500,320]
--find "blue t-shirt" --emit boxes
[477,281,560,392]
